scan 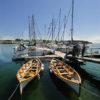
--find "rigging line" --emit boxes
[44,24,46,40]
[47,22,52,36]
[46,23,51,41]
[57,8,61,42]
[55,16,64,41]
[30,16,35,41]
[35,20,42,40]
[61,16,67,41]
[48,18,54,41]
[71,0,74,42]
[37,22,42,40]
[53,11,60,41]
[54,9,62,41]
[48,27,52,41]
[51,17,56,42]
[48,15,58,41]
[8,83,20,100]
[28,16,31,41]
[47,22,52,40]
[52,18,57,42]
[53,18,58,41]
[61,7,71,41]
[31,15,42,41]
[48,15,59,41]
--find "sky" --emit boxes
[0,0,100,43]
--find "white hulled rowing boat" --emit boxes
[50,58,81,94]
[16,58,44,94]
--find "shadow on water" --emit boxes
[9,68,41,100]
[49,57,100,100]
[49,72,79,100]
[0,77,18,100]
[70,61,100,100]
[15,78,39,100]
[64,57,100,83]
[40,60,69,100]
[0,61,21,100]
[0,52,100,100]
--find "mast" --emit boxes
[51,18,54,43]
[28,16,31,41]
[61,15,67,41]
[71,0,74,43]
[58,8,61,42]
[31,15,36,42]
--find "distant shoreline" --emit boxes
[0,39,92,44]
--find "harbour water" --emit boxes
[0,44,100,100]
[86,43,100,54]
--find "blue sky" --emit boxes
[0,0,100,43]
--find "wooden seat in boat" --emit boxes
[60,72,68,75]
[57,66,63,68]
[61,73,71,79]
[59,70,67,73]
[58,68,65,71]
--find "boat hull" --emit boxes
[50,69,80,95]
[20,77,34,94]
[17,58,43,94]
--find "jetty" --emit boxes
[25,54,59,60]
[13,46,100,64]
[80,57,100,64]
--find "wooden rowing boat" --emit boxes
[49,58,81,95]
[16,58,44,94]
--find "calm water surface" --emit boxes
[0,44,100,100]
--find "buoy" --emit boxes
[41,66,44,71]
[41,64,44,71]
[50,69,52,73]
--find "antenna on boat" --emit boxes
[71,0,74,43]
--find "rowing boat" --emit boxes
[49,58,81,95]
[16,58,44,94]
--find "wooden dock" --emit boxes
[55,51,66,58]
[25,54,59,59]
[80,57,100,64]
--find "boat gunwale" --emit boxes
[16,58,42,83]
[50,58,81,84]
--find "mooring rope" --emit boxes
[8,83,20,100]
[81,86,100,98]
